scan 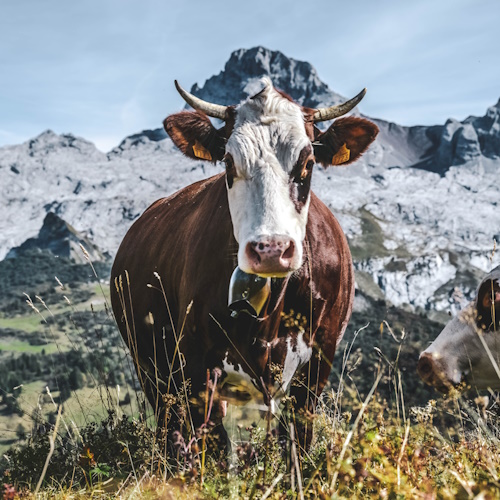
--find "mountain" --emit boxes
[0,47,499,315]
[6,212,105,263]
[189,46,348,109]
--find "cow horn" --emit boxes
[313,88,367,122]
[174,80,228,120]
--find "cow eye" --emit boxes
[224,154,236,188]
[225,155,238,175]
[224,154,234,172]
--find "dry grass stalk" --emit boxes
[397,418,411,488]
[261,472,284,500]
[200,368,210,485]
[330,370,383,492]
[34,405,62,494]
[290,422,304,500]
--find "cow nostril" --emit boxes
[259,243,265,251]
[417,354,439,384]
[282,241,294,260]
[418,358,432,376]
[246,243,261,264]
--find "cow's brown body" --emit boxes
[111,172,354,447]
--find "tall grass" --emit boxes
[2,251,500,498]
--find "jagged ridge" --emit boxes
[0,46,499,313]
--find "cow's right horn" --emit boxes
[313,88,367,122]
[175,80,228,120]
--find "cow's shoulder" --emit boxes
[144,173,226,215]
[301,191,354,330]
[306,191,351,270]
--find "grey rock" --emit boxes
[189,46,347,109]
[436,120,481,167]
[6,212,106,263]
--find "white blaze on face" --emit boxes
[421,303,500,389]
[225,77,311,275]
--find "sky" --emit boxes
[1,0,499,152]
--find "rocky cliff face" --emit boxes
[413,98,500,173]
[466,98,500,158]
[1,47,499,314]
[6,212,105,263]
[190,46,347,109]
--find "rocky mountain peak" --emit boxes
[436,119,481,166]
[461,100,500,160]
[23,129,105,161]
[189,46,347,109]
[35,129,58,140]
[6,212,105,264]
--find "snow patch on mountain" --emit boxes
[356,253,457,310]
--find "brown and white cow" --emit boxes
[110,77,378,450]
[418,266,500,391]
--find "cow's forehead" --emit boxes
[227,79,310,173]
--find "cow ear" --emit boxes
[164,111,226,163]
[476,279,500,330]
[313,116,378,167]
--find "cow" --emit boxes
[417,266,500,392]
[110,77,379,452]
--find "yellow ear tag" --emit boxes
[331,143,350,165]
[192,140,212,161]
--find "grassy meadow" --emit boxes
[1,249,500,498]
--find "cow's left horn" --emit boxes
[313,88,367,122]
[175,80,228,120]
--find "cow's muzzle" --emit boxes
[244,235,298,277]
[417,352,460,393]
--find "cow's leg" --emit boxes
[188,369,229,457]
[119,334,170,426]
[125,327,194,453]
[285,350,330,453]
[140,369,168,424]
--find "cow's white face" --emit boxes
[418,269,500,391]
[225,78,313,277]
[165,77,379,278]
